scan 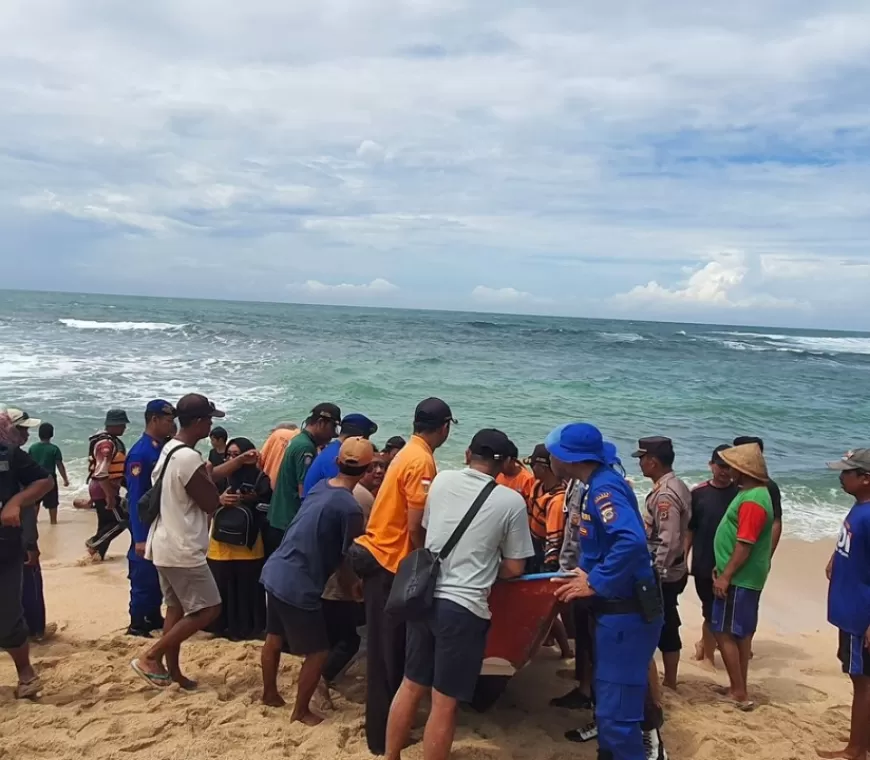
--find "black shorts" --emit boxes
[694,576,715,623]
[659,576,687,653]
[266,594,330,656]
[405,598,490,702]
[838,630,870,677]
[39,482,59,511]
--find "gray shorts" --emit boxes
[156,564,221,615]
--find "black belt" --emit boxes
[592,598,643,616]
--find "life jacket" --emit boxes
[87,432,127,481]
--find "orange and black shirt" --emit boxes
[529,480,567,568]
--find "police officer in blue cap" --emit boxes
[302,413,379,498]
[124,400,177,637]
[548,423,663,760]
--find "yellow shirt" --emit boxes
[207,524,265,561]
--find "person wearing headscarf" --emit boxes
[207,437,272,640]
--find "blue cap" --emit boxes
[145,399,176,417]
[340,413,378,438]
[603,441,622,467]
[545,423,606,464]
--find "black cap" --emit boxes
[383,436,407,453]
[309,402,341,424]
[105,408,130,426]
[506,440,519,460]
[711,444,731,466]
[414,398,457,426]
[733,435,764,452]
[211,426,228,440]
[524,443,551,467]
[631,436,674,459]
[469,429,513,461]
[176,394,226,420]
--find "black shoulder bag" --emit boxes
[386,479,497,622]
[137,444,192,527]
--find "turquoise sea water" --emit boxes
[2,289,868,539]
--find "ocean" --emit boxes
[2,289,867,539]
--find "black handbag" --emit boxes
[137,443,192,527]
[211,503,258,549]
[386,479,497,622]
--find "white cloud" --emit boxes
[471,285,549,305]
[617,251,801,310]
[292,278,399,294]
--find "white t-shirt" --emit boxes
[423,468,534,620]
[145,439,209,568]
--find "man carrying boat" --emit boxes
[549,423,663,760]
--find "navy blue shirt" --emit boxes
[125,433,164,546]
[302,439,341,498]
[828,501,870,637]
[579,465,656,600]
[261,480,364,610]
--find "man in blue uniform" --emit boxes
[124,400,177,637]
[302,414,378,497]
[548,423,663,760]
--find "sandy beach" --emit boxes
[0,508,852,760]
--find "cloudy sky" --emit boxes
[3,0,869,329]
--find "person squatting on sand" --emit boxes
[384,429,533,760]
[818,449,870,760]
[259,437,373,724]
[0,408,54,698]
[131,394,225,689]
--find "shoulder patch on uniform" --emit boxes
[302,453,314,465]
[421,478,432,494]
[594,491,612,504]
[657,501,671,519]
[130,463,142,477]
[600,505,617,524]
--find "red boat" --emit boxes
[471,572,563,710]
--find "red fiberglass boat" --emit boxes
[471,572,563,711]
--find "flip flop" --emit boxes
[565,722,598,743]
[130,659,171,689]
[734,700,756,712]
[14,677,42,699]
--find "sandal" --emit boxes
[14,676,42,699]
[130,659,172,689]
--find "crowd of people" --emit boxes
[0,395,868,760]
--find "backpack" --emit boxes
[137,443,192,527]
[211,503,258,549]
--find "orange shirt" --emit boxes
[355,434,436,574]
[260,428,300,488]
[497,466,536,508]
[529,480,567,567]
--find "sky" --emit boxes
[2,0,870,329]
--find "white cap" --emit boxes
[5,408,41,428]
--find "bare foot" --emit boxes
[291,708,324,726]
[171,673,198,691]
[816,749,866,760]
[693,641,705,661]
[315,681,336,711]
[663,680,678,691]
[262,692,286,708]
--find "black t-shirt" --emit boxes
[768,479,783,522]
[1,448,49,556]
[208,448,228,493]
[689,480,740,578]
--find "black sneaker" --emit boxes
[565,722,598,743]
[125,625,153,638]
[643,728,668,760]
[144,615,165,632]
[550,686,594,710]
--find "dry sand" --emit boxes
[0,509,854,760]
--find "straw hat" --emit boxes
[719,442,769,483]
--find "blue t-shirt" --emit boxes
[828,501,870,637]
[302,439,341,498]
[260,480,364,610]
[125,434,164,546]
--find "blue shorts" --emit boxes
[711,586,761,639]
[838,630,870,677]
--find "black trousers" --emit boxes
[322,599,364,683]
[354,547,406,756]
[88,500,127,559]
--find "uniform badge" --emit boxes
[579,525,589,537]
[600,505,617,524]
[131,463,142,477]
[422,478,432,494]
[303,453,314,467]
[581,511,592,522]
[594,491,612,504]
[657,501,671,520]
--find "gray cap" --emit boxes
[827,449,870,473]
[105,408,130,426]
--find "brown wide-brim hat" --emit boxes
[719,442,769,483]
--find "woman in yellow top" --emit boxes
[207,437,272,640]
